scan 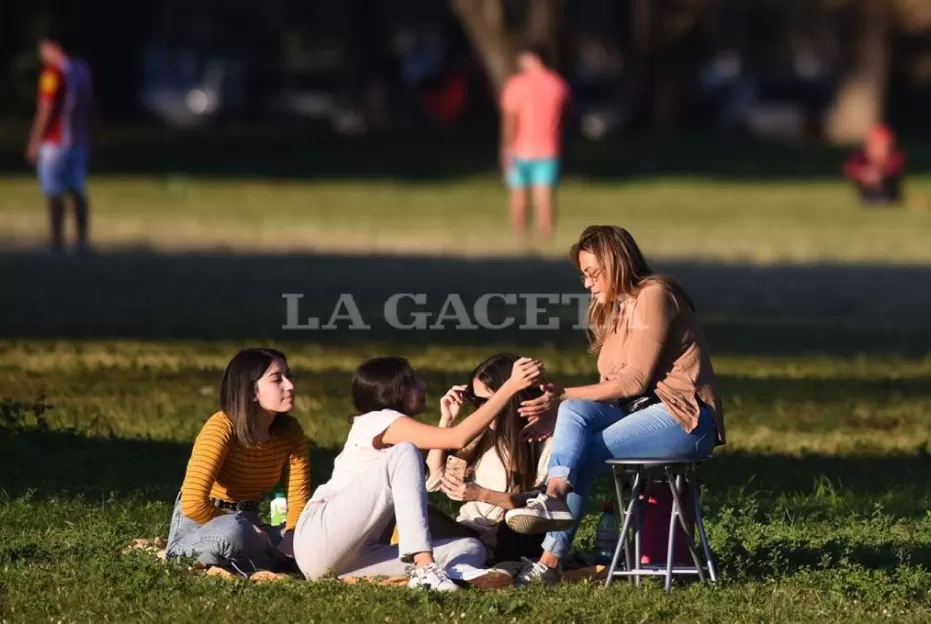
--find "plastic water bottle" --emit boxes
[269,491,288,526]
[594,501,618,565]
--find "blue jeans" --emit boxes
[541,399,718,559]
[165,493,287,574]
[37,144,87,196]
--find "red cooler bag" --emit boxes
[638,483,696,566]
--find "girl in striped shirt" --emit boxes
[165,348,311,576]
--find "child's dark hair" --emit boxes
[461,353,546,493]
[352,356,419,417]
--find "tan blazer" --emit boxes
[596,283,726,444]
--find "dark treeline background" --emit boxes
[2,0,931,144]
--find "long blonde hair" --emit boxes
[570,226,695,355]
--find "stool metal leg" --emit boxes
[606,470,641,587]
[663,467,679,592]
[605,466,626,586]
[668,471,707,584]
[634,470,655,587]
[613,466,634,576]
[691,472,718,583]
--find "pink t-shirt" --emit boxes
[502,68,570,160]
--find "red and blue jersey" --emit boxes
[38,57,93,148]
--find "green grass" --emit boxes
[3,174,931,262]
[2,162,931,622]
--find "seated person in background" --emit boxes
[427,353,554,566]
[844,125,906,205]
[165,348,311,577]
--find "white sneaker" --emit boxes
[512,557,561,586]
[505,493,574,534]
[408,563,461,592]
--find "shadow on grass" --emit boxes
[2,428,929,513]
[0,428,339,505]
[2,248,931,357]
[0,247,931,355]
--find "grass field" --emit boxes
[2,138,931,622]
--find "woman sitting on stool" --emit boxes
[503,225,726,585]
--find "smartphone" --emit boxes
[445,455,467,480]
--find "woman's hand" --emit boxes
[504,357,545,393]
[439,385,467,426]
[518,382,563,420]
[440,472,483,503]
[521,403,557,442]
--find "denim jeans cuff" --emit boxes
[541,534,569,560]
[547,466,572,484]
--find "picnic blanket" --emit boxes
[124,537,607,586]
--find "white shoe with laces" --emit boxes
[408,563,461,592]
[505,493,574,534]
[512,557,561,586]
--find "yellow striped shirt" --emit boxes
[179,412,311,530]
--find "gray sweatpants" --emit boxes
[293,442,488,579]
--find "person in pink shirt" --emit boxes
[500,44,570,240]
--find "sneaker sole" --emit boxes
[464,572,512,591]
[505,512,574,535]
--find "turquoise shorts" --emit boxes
[506,157,560,189]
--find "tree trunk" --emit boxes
[525,0,564,69]
[825,0,889,145]
[451,0,515,101]
[647,0,706,131]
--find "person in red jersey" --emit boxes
[26,28,94,253]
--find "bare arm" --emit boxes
[500,110,518,171]
[475,486,536,510]
[425,446,449,489]
[425,385,465,487]
[440,473,537,510]
[26,101,53,164]
[381,358,542,451]
[501,110,517,155]
[382,381,520,450]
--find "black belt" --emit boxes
[211,497,259,513]
[618,390,661,415]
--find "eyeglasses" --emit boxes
[463,386,489,407]
[579,266,604,285]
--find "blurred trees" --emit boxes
[451,0,566,100]
[3,0,931,141]
[450,0,931,141]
